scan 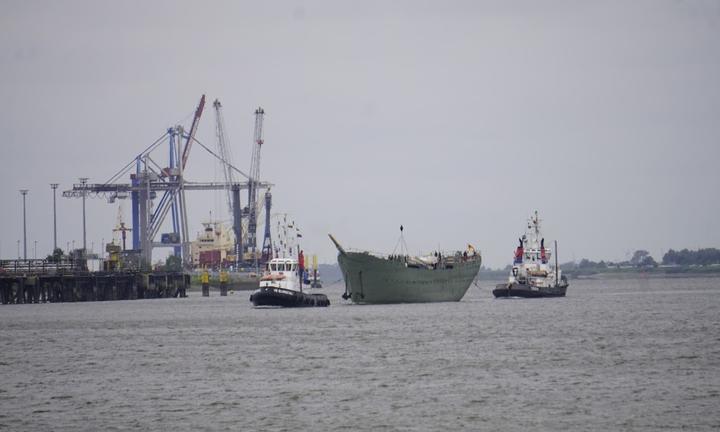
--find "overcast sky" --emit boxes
[1,0,719,268]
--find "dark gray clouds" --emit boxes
[1,0,719,267]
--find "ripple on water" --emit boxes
[1,278,719,430]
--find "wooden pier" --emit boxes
[0,260,189,304]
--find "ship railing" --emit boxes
[345,248,476,261]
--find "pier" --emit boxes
[0,259,189,305]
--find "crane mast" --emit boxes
[212,99,236,214]
[213,99,244,265]
[247,107,264,262]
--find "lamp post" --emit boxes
[20,189,28,260]
[79,178,88,253]
[50,183,59,252]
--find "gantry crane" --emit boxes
[63,95,273,270]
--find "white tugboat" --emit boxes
[493,211,568,298]
[249,257,330,307]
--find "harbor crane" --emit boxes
[247,107,264,263]
[213,99,243,265]
[63,95,272,270]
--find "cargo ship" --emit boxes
[493,211,568,298]
[329,233,481,304]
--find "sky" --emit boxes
[1,0,719,268]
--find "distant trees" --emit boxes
[563,250,658,271]
[662,248,720,266]
[577,259,607,269]
[630,250,657,267]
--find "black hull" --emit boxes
[493,283,567,298]
[250,287,330,308]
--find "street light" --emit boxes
[79,178,88,254]
[20,189,28,260]
[50,183,59,252]
[34,240,37,260]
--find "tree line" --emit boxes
[661,248,720,266]
[560,247,720,270]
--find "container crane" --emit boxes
[63,95,273,270]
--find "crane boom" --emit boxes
[247,107,265,260]
[250,107,264,186]
[180,94,206,170]
[212,99,236,214]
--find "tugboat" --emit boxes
[493,211,568,298]
[249,257,330,307]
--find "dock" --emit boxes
[0,259,189,304]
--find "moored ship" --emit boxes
[190,220,264,290]
[329,233,481,304]
[493,211,568,298]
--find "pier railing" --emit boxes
[0,259,78,275]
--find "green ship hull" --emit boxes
[338,252,481,304]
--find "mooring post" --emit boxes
[17,279,25,304]
[138,273,149,299]
[40,279,47,303]
[25,276,36,303]
[219,269,228,296]
[201,269,210,297]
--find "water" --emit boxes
[1,276,719,431]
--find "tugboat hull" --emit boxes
[493,282,567,298]
[250,287,330,307]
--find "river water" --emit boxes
[1,275,719,431]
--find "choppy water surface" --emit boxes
[1,276,719,431]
